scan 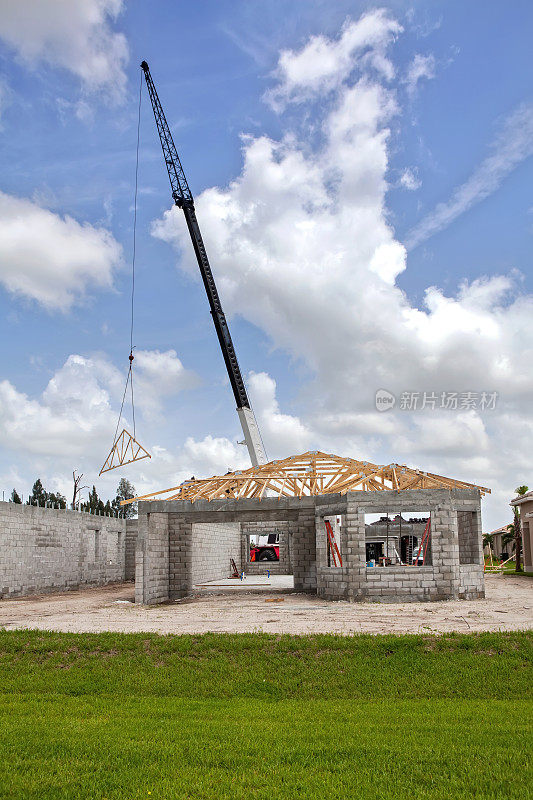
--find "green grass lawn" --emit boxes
[1,630,531,799]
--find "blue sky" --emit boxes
[0,1,531,528]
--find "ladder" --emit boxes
[325,520,343,567]
[414,518,431,565]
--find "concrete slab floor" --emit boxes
[0,575,531,636]
[193,575,293,591]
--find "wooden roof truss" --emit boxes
[99,428,151,476]
[122,450,489,505]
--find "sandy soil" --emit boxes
[1,574,531,636]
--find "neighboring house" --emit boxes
[483,525,512,561]
[365,515,428,564]
[510,490,533,572]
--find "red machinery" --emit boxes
[250,534,280,562]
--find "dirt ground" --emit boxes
[1,574,531,636]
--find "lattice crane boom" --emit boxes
[141,60,267,467]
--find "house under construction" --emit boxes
[129,451,488,605]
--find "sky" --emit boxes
[0,0,531,529]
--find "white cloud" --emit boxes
[152,11,533,529]
[403,53,436,96]
[0,191,122,310]
[399,167,421,191]
[265,10,402,110]
[0,349,207,500]
[409,412,490,457]
[248,371,311,455]
[407,102,533,249]
[0,355,119,459]
[0,0,128,102]
[134,349,200,418]
[0,349,201,459]
[181,435,249,478]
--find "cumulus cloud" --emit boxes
[248,372,311,455]
[151,10,533,528]
[265,9,402,110]
[0,355,119,459]
[0,349,207,500]
[0,191,122,310]
[0,349,201,458]
[181,435,249,478]
[134,349,200,418]
[407,102,533,249]
[0,0,128,102]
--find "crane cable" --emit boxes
[111,72,143,446]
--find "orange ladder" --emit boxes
[325,520,343,567]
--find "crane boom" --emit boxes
[141,61,267,467]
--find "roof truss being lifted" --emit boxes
[99,429,151,476]
[121,450,490,504]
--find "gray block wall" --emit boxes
[457,511,481,565]
[191,522,241,584]
[0,502,127,598]
[315,490,484,602]
[125,519,138,581]
[135,512,244,603]
[135,512,169,605]
[291,507,316,592]
[169,516,192,599]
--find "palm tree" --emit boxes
[506,485,529,572]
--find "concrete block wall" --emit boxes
[241,520,291,574]
[457,511,481,565]
[168,516,192,599]
[0,502,126,598]
[191,522,241,584]
[458,564,484,599]
[291,507,316,592]
[125,520,138,581]
[315,490,485,603]
[135,512,169,605]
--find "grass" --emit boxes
[0,630,532,799]
[503,568,533,576]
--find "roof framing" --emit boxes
[122,450,490,505]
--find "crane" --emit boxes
[141,60,267,467]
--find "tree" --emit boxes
[482,533,495,562]
[48,492,67,509]
[26,479,66,509]
[27,479,47,507]
[114,478,136,519]
[72,470,88,510]
[82,486,106,515]
[506,485,529,572]
[10,489,22,504]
